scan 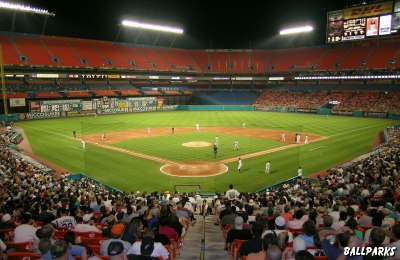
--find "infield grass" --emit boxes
[17,111,396,193]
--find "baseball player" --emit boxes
[213,144,218,158]
[234,140,239,151]
[242,122,246,128]
[172,127,175,134]
[238,158,243,172]
[297,166,303,177]
[82,140,86,150]
[281,133,286,143]
[214,135,219,147]
[101,133,106,141]
[147,127,151,134]
[296,134,301,144]
[266,161,271,175]
[73,130,76,139]
[304,135,309,144]
[196,123,200,131]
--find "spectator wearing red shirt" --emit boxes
[158,216,179,243]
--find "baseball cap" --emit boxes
[275,216,285,227]
[51,240,69,258]
[234,216,244,230]
[82,214,93,223]
[140,236,155,256]
[1,214,11,222]
[108,241,124,256]
[111,223,125,237]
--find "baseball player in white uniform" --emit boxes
[196,123,200,131]
[266,161,271,175]
[234,140,239,151]
[304,135,309,144]
[101,133,106,141]
[296,134,301,144]
[214,136,219,147]
[297,166,303,177]
[82,140,86,150]
[238,158,243,172]
[242,122,246,128]
[281,133,286,143]
[147,127,151,134]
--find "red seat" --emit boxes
[314,256,328,260]
[74,231,102,238]
[7,252,42,260]
[80,236,107,246]
[5,241,34,252]
[231,239,247,260]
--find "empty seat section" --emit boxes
[189,50,209,73]
[164,90,181,95]
[365,41,399,69]
[135,47,172,71]
[296,47,327,68]
[340,46,371,70]
[0,35,24,65]
[117,45,153,70]
[275,48,307,72]
[265,50,288,72]
[119,89,141,96]
[13,36,52,66]
[209,52,229,72]
[250,51,270,73]
[142,90,161,96]
[67,91,91,97]
[41,36,82,67]
[317,46,349,70]
[91,90,117,97]
[169,49,202,71]
[69,40,105,67]
[96,43,131,68]
[35,92,61,98]
[230,52,251,73]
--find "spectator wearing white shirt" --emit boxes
[13,213,38,243]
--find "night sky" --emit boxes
[2,0,354,49]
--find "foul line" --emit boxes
[329,122,391,137]
[308,146,326,152]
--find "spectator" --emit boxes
[74,214,100,233]
[100,223,132,256]
[13,213,38,243]
[225,216,252,250]
[238,223,264,257]
[127,230,169,260]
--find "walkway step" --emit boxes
[178,215,228,260]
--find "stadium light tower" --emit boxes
[279,25,313,35]
[0,1,55,34]
[116,19,184,47]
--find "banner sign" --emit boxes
[10,98,26,107]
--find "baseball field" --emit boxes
[16,111,396,193]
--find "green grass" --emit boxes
[112,131,283,162]
[17,111,396,193]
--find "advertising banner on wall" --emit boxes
[9,98,26,107]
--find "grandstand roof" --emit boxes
[1,0,342,49]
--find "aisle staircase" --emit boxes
[179,215,227,259]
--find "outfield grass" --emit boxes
[17,111,396,193]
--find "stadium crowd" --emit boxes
[215,126,400,259]
[254,90,400,113]
[0,127,201,259]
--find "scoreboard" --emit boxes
[327,0,400,43]
[31,100,83,112]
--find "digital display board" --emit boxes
[327,1,399,43]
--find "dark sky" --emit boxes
[3,0,353,49]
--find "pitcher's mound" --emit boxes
[161,161,228,177]
[182,142,212,147]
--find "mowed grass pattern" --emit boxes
[112,131,283,162]
[17,111,396,192]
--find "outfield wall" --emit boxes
[1,104,399,121]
